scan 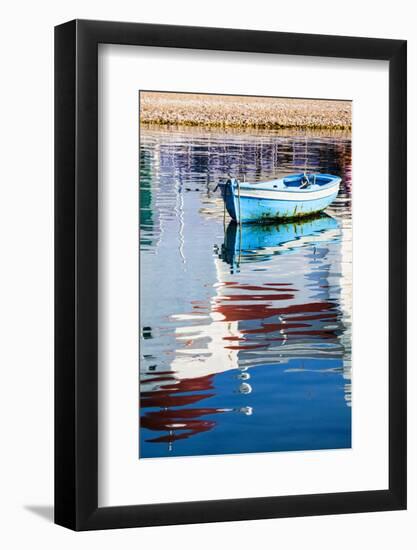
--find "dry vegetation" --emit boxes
[140,92,351,130]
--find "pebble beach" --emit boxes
[140,92,352,130]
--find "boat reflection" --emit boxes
[213,215,345,365]
[219,214,340,272]
[140,213,351,453]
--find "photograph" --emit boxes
[139,91,352,459]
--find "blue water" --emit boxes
[139,126,352,458]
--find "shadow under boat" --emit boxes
[219,213,340,271]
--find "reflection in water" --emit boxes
[140,126,352,458]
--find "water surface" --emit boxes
[139,126,352,458]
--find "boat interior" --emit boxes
[282,173,336,188]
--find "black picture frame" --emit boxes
[55,19,407,531]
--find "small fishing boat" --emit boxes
[217,173,341,223]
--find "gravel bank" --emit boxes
[140,92,352,130]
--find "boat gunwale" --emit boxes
[218,174,341,195]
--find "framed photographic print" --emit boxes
[55,20,407,530]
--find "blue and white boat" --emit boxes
[217,173,341,223]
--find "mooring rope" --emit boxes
[237,179,242,225]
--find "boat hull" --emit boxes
[219,176,340,223]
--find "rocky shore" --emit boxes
[140,92,351,130]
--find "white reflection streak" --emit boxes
[174,177,186,266]
[169,259,241,379]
